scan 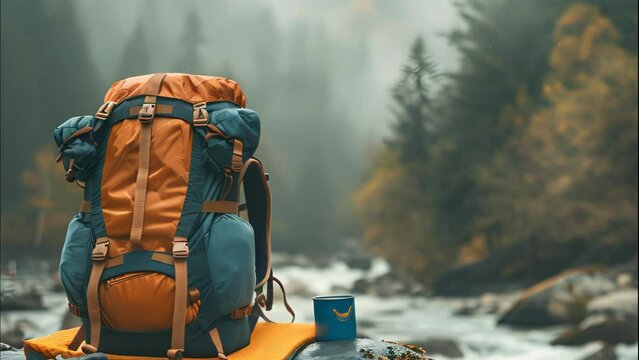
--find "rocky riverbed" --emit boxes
[2,255,637,359]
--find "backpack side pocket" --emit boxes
[54,116,98,182]
[202,108,260,172]
[205,214,256,320]
[59,213,93,312]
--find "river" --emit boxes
[2,258,637,359]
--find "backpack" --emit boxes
[54,73,294,359]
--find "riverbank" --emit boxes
[1,255,637,359]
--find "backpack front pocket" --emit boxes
[99,271,200,331]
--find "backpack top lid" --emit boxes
[104,73,247,106]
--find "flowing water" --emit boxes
[2,258,637,359]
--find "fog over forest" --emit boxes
[1,0,460,254]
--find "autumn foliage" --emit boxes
[356,3,638,284]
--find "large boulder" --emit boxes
[553,289,638,346]
[498,268,616,327]
[407,338,464,359]
[580,344,617,360]
[293,338,429,360]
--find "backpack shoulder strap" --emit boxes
[238,158,272,289]
[237,160,296,328]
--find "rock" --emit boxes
[0,343,18,351]
[407,338,463,359]
[292,338,429,360]
[587,289,638,319]
[553,289,638,346]
[0,287,46,311]
[336,238,374,271]
[432,239,586,296]
[351,273,414,297]
[603,255,638,289]
[580,344,617,360]
[0,346,24,360]
[498,268,616,327]
[454,293,504,316]
[346,257,372,271]
[0,321,27,348]
[615,273,633,288]
[0,344,108,360]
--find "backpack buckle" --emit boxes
[92,238,109,261]
[230,140,243,172]
[138,103,156,123]
[172,238,189,258]
[95,102,117,120]
[192,102,208,127]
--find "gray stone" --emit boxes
[292,338,429,360]
[498,269,616,327]
[586,289,638,319]
[351,273,415,297]
[0,347,24,360]
[580,344,617,360]
[407,338,464,359]
[454,293,505,316]
[553,289,638,346]
[0,345,110,360]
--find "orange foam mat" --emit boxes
[24,323,315,360]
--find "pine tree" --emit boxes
[387,36,438,167]
[355,37,444,281]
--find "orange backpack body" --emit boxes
[54,74,291,358]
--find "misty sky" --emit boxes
[74,0,460,142]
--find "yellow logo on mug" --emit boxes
[332,305,353,322]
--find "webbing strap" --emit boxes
[67,325,85,352]
[129,104,173,115]
[86,237,109,350]
[56,127,94,157]
[129,97,155,250]
[252,277,296,324]
[229,304,254,320]
[231,140,243,172]
[105,97,238,128]
[79,200,92,213]
[129,74,166,249]
[208,328,227,359]
[169,237,189,359]
[67,303,82,317]
[129,73,166,250]
[272,276,295,322]
[201,200,239,214]
[143,73,167,95]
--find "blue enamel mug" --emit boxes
[313,295,356,341]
